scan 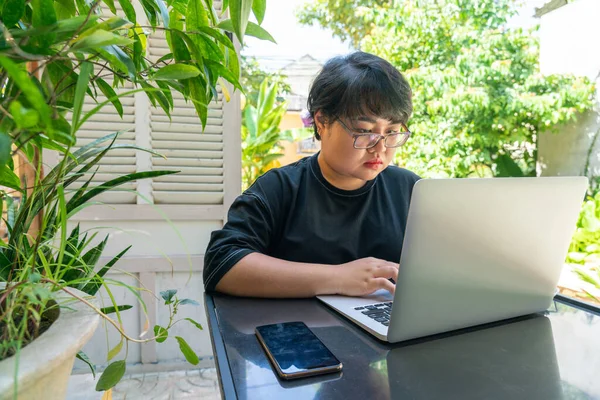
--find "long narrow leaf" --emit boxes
[229,0,252,43]
[95,78,124,117]
[76,351,96,378]
[71,61,93,134]
[68,170,178,212]
[251,0,266,25]
[74,88,152,132]
[80,246,131,295]
[56,184,68,272]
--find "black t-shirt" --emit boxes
[203,153,421,291]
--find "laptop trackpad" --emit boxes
[363,289,394,303]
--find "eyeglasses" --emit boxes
[337,119,412,149]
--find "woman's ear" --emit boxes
[314,110,326,134]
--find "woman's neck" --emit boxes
[317,153,367,191]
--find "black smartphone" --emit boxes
[255,321,343,380]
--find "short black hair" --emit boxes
[307,51,413,140]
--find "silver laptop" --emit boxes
[317,177,588,343]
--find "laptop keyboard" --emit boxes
[354,302,393,327]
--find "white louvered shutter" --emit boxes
[66,0,230,206]
[67,77,138,204]
[147,33,226,205]
[64,4,138,204]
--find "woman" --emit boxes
[203,51,420,298]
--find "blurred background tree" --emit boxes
[298,0,596,178]
[241,79,292,190]
[241,55,291,107]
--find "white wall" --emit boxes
[71,210,226,373]
[537,0,600,180]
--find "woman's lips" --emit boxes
[364,159,383,169]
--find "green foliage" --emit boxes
[0,0,258,165]
[241,55,291,107]
[298,0,596,178]
[95,360,126,391]
[568,192,600,267]
[0,0,260,394]
[242,80,292,189]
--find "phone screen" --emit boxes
[255,322,342,377]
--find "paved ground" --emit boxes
[66,367,221,399]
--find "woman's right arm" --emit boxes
[216,253,398,298]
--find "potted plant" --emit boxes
[0,0,271,398]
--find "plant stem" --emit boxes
[42,279,162,344]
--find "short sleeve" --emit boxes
[203,191,276,292]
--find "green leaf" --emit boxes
[32,0,57,48]
[32,0,57,26]
[52,115,75,146]
[197,26,235,49]
[54,0,76,19]
[71,30,134,51]
[0,252,11,280]
[29,272,41,283]
[245,21,275,43]
[0,164,21,191]
[0,56,52,131]
[225,46,240,84]
[102,0,116,14]
[76,351,96,378]
[229,0,253,43]
[201,0,218,25]
[2,0,25,27]
[79,246,131,295]
[495,153,524,177]
[154,325,168,343]
[43,59,77,106]
[102,45,136,78]
[0,133,11,168]
[179,299,200,306]
[100,305,133,315]
[73,170,178,212]
[187,0,209,31]
[71,61,93,134]
[78,16,132,39]
[154,0,169,26]
[153,64,201,80]
[9,101,40,129]
[160,289,177,304]
[95,360,126,391]
[205,59,242,91]
[175,336,199,365]
[184,317,203,330]
[117,0,136,22]
[189,78,208,129]
[252,0,266,25]
[107,339,123,361]
[218,19,274,43]
[96,78,123,117]
[155,80,173,110]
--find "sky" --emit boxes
[242,0,552,71]
[241,0,351,70]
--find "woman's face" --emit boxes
[316,111,407,191]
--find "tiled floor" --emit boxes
[66,368,221,400]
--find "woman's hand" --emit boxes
[333,257,399,296]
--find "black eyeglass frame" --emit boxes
[337,119,412,149]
